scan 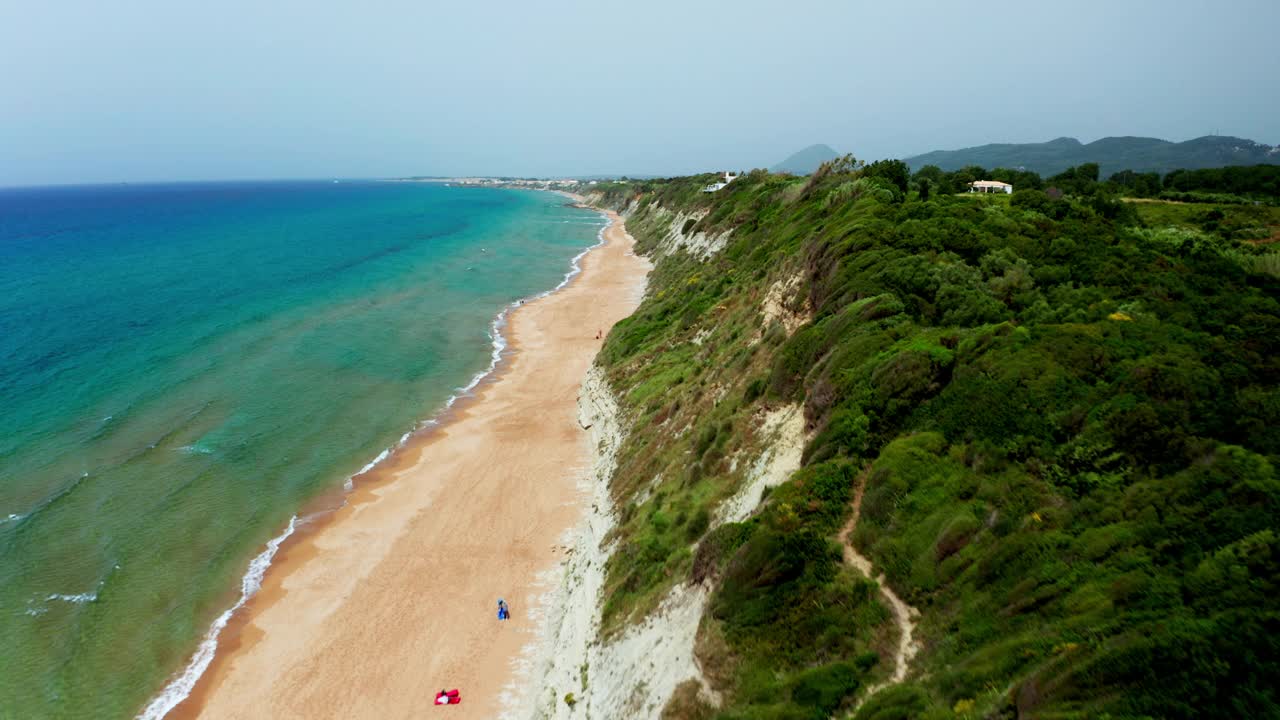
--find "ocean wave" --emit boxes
[135,514,299,720]
[47,590,98,604]
[85,410,125,442]
[445,211,608,401]
[343,447,391,491]
[10,471,93,531]
[124,402,213,463]
[334,210,609,499]
[26,569,115,616]
[357,449,390,475]
[544,215,610,298]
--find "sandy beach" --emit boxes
[171,208,649,719]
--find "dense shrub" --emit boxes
[587,162,1280,718]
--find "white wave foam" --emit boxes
[28,574,110,616]
[542,216,610,298]
[136,515,298,720]
[422,216,607,424]
[47,590,98,604]
[356,449,390,477]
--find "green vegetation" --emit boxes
[1160,165,1280,203]
[1128,201,1280,246]
[911,161,1280,209]
[585,156,1279,719]
[905,135,1280,177]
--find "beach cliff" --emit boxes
[155,167,1279,719]
[513,169,1280,719]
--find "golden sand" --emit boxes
[177,210,648,719]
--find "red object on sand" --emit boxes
[435,689,461,705]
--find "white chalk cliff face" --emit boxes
[506,365,709,720]
[580,196,729,261]
[649,206,733,261]
[716,405,806,528]
[755,271,812,342]
[508,204,809,719]
[508,369,809,719]
[505,363,705,720]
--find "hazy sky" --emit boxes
[2,0,1277,185]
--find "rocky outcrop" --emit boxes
[716,405,806,527]
[757,271,812,340]
[644,206,732,261]
[576,582,715,719]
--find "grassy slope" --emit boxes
[586,171,1279,720]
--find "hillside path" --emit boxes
[838,468,922,704]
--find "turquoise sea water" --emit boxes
[0,181,605,718]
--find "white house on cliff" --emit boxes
[703,171,739,192]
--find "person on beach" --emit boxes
[435,689,461,705]
[596,329,602,339]
[497,598,510,620]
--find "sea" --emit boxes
[0,180,607,718]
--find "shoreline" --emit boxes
[137,191,610,720]
[143,202,649,719]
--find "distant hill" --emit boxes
[905,135,1280,177]
[771,144,840,175]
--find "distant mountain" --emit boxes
[905,135,1280,177]
[771,144,840,175]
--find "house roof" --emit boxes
[969,180,1013,188]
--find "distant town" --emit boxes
[399,176,612,190]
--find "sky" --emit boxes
[2,0,1277,185]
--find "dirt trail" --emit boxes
[838,468,921,701]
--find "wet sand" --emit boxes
[181,210,648,719]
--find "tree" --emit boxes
[951,165,989,191]
[912,164,948,194]
[991,167,1044,191]
[1108,169,1162,197]
[863,159,911,196]
[1049,164,1101,196]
